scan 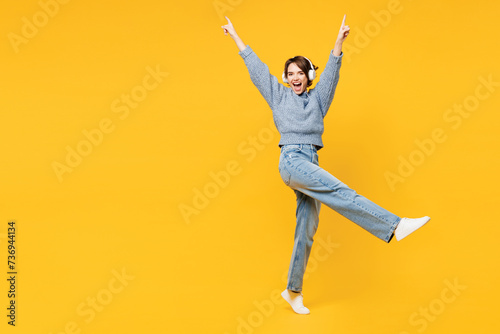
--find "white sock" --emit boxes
[281,289,310,315]
[394,216,431,241]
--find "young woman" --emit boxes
[221,15,430,315]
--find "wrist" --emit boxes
[333,40,343,56]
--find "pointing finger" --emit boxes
[225,16,232,25]
[341,14,346,27]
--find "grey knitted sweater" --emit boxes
[238,45,343,149]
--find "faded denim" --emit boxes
[278,144,401,292]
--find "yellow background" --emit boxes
[1,0,499,333]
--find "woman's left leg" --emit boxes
[280,145,400,243]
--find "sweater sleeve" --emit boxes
[314,51,343,117]
[239,46,285,110]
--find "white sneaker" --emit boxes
[281,289,310,315]
[394,216,431,241]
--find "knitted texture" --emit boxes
[239,46,343,149]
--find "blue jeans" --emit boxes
[278,144,401,292]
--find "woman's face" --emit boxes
[286,62,308,95]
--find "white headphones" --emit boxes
[282,57,316,84]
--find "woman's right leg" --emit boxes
[286,190,321,293]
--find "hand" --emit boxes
[336,14,350,43]
[221,16,238,38]
[221,16,246,52]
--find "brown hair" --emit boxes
[283,56,319,87]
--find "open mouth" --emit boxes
[292,82,302,91]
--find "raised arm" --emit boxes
[221,16,247,52]
[221,17,284,110]
[315,15,351,115]
[333,14,350,56]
